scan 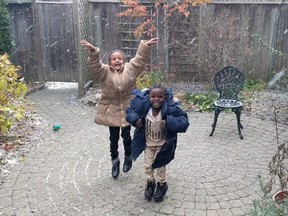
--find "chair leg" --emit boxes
[232,107,243,139]
[209,107,223,137]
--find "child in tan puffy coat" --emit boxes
[80,38,158,179]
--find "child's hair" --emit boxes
[108,50,126,64]
[149,83,166,92]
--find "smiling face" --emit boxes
[109,51,125,71]
[149,87,166,110]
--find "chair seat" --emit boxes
[214,99,242,108]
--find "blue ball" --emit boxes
[53,123,61,131]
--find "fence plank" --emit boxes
[37,2,77,82]
[7,2,288,84]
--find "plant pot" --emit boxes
[272,190,288,207]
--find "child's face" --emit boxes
[109,52,124,71]
[149,88,166,109]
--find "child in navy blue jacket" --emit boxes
[126,84,189,202]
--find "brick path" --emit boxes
[0,84,287,216]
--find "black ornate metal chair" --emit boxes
[209,66,245,139]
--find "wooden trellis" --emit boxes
[74,0,91,97]
[166,9,200,80]
[119,2,154,61]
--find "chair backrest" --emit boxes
[214,66,245,100]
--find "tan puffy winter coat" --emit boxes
[88,41,152,127]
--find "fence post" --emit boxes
[163,7,169,79]
[31,0,44,83]
[73,0,91,98]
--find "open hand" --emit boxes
[80,40,96,52]
[145,38,159,46]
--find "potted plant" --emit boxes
[248,175,288,216]
[266,104,288,208]
[268,142,288,206]
[248,105,288,215]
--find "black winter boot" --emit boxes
[144,180,156,201]
[111,157,120,179]
[154,182,168,202]
[123,155,132,173]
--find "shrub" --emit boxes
[183,92,217,112]
[248,175,288,216]
[136,68,166,90]
[249,191,288,216]
[169,12,256,84]
[243,79,267,92]
[0,53,27,134]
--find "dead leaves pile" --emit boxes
[0,105,47,182]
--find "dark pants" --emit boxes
[109,126,132,160]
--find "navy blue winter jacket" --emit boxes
[126,88,190,169]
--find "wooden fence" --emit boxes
[8,0,78,83]
[7,2,40,82]
[7,0,288,91]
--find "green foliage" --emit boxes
[249,194,288,216]
[0,53,27,135]
[248,175,288,216]
[183,92,217,112]
[0,0,12,54]
[182,79,267,112]
[243,79,267,91]
[136,69,166,90]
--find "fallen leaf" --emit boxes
[18,155,25,162]
[4,145,14,152]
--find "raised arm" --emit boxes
[80,40,97,52]
[80,39,108,82]
[144,38,159,46]
[127,38,159,77]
